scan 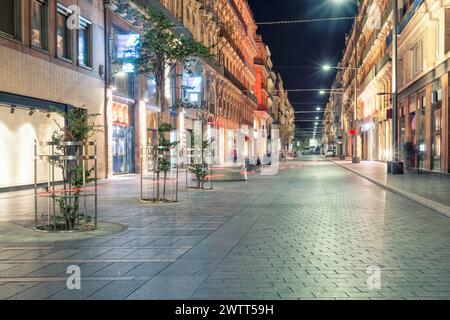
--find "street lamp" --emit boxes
[390,0,404,174]
[319,90,326,95]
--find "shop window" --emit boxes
[418,95,426,169]
[0,0,22,40]
[111,28,137,98]
[31,0,48,50]
[78,18,92,68]
[431,89,442,171]
[56,5,72,60]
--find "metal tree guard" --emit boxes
[140,136,179,203]
[184,117,214,190]
[34,140,98,232]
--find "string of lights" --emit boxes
[255,16,355,25]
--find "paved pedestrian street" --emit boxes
[1,158,450,300]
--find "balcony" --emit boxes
[360,53,391,89]
[376,53,390,72]
[360,0,375,31]
[254,57,265,66]
[399,0,424,33]
[224,69,246,92]
[386,0,423,47]
[229,0,248,33]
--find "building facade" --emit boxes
[160,0,260,165]
[0,0,293,190]
[0,0,107,189]
[396,0,450,173]
[273,74,295,154]
[328,0,450,174]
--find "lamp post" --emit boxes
[390,0,404,174]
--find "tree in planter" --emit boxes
[156,123,179,201]
[188,138,215,189]
[127,7,213,200]
[48,107,101,231]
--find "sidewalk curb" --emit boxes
[330,160,450,219]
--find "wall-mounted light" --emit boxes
[28,109,35,117]
[10,105,16,114]
[99,64,105,77]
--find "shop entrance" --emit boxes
[112,125,135,174]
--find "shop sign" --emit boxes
[116,34,140,59]
[208,120,224,127]
[112,103,129,125]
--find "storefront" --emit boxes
[0,93,67,189]
[398,79,444,172]
[112,101,135,174]
[361,120,377,160]
[431,85,442,172]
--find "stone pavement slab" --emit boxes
[333,160,450,206]
[1,160,450,299]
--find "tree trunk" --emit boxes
[163,171,167,200]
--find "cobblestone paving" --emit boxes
[334,160,450,207]
[1,158,450,299]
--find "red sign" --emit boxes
[349,129,356,135]
[208,120,224,127]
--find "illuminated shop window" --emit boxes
[31,0,48,50]
[78,18,92,67]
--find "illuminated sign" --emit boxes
[116,34,140,59]
[112,103,129,125]
[122,63,135,73]
[184,76,202,92]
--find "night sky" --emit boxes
[248,0,357,140]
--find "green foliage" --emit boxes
[158,122,175,134]
[156,122,179,174]
[188,138,214,189]
[48,106,101,230]
[129,7,213,88]
[172,100,197,111]
[51,106,102,142]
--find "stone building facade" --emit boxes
[0,0,107,189]
[328,0,450,174]
[0,0,294,190]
